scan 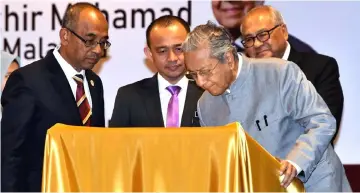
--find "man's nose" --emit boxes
[253,38,264,48]
[92,43,103,55]
[168,49,178,62]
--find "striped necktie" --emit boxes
[73,74,91,126]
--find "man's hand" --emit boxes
[279,160,297,188]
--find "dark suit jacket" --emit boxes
[288,34,316,53]
[1,51,105,192]
[288,48,344,143]
[109,74,204,127]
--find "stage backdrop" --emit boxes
[1,0,359,164]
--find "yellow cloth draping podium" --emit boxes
[42,122,304,192]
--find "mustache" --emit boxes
[87,55,100,60]
[255,45,270,54]
[166,61,181,66]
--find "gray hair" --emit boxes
[240,5,286,33]
[182,21,238,63]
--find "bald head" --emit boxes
[62,2,106,31]
[240,5,285,34]
[240,5,288,59]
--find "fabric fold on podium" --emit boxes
[42,122,304,192]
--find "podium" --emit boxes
[41,122,304,192]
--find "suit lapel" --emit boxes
[85,71,99,126]
[44,51,82,125]
[142,74,164,127]
[181,81,202,127]
[288,47,303,66]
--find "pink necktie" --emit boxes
[166,86,181,127]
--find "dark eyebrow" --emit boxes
[85,33,109,41]
[154,44,183,51]
[154,46,167,50]
[244,28,267,38]
[85,32,96,37]
[257,28,268,34]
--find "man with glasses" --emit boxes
[109,15,203,128]
[182,21,351,191]
[1,3,108,192]
[211,0,315,53]
[240,5,344,144]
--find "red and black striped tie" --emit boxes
[73,74,91,126]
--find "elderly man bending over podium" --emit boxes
[182,21,351,192]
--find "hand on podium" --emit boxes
[276,158,298,189]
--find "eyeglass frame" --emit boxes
[65,27,111,50]
[187,60,220,80]
[241,24,282,48]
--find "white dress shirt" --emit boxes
[53,47,93,108]
[226,53,243,94]
[157,73,189,127]
[282,41,291,60]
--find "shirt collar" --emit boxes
[282,41,291,60]
[157,73,188,92]
[234,37,244,49]
[226,53,242,94]
[53,46,86,80]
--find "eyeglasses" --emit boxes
[187,61,220,80]
[241,24,282,48]
[66,28,111,50]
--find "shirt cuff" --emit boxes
[287,160,302,176]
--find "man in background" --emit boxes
[240,5,344,143]
[110,15,203,127]
[1,3,108,191]
[211,0,315,53]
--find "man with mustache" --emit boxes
[211,0,315,53]
[240,5,344,144]
[110,15,203,128]
[1,2,108,191]
[182,21,351,192]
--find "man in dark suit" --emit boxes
[211,0,316,53]
[1,3,109,192]
[240,5,344,143]
[109,16,203,128]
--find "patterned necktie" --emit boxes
[73,74,91,126]
[166,85,181,127]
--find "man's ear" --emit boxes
[225,51,235,70]
[281,24,289,41]
[59,28,69,46]
[144,46,153,61]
